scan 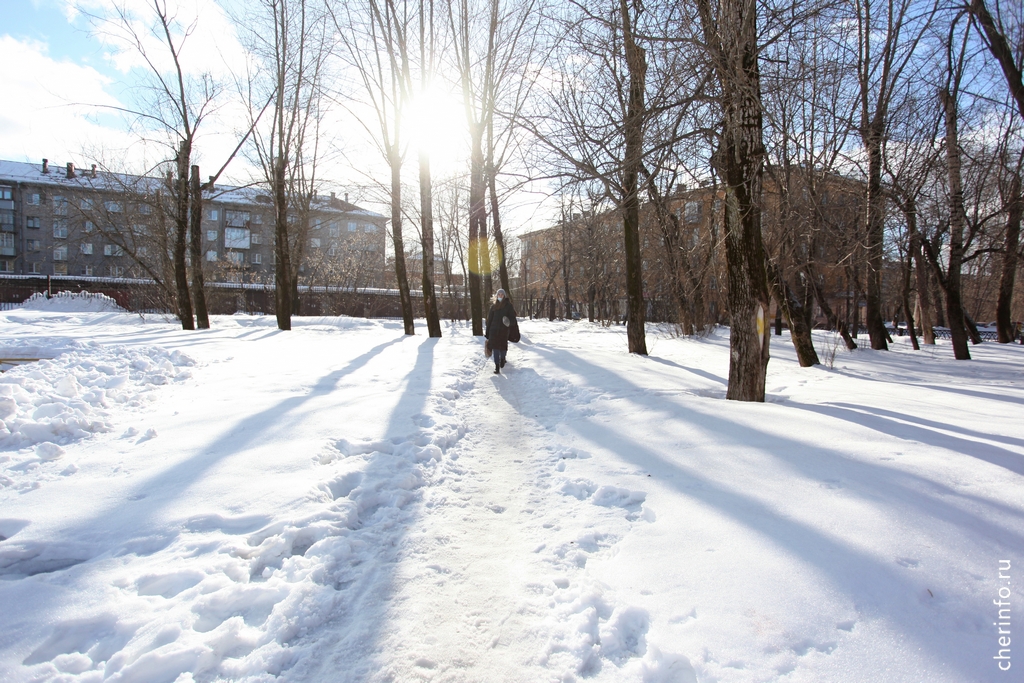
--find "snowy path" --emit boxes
[1,310,1022,683]
[367,368,545,681]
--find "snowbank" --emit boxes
[18,291,126,313]
[0,342,194,492]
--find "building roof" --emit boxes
[0,159,385,220]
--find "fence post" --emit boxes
[47,275,52,298]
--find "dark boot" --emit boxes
[493,364,500,374]
[500,358,506,368]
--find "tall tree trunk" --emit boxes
[620,0,648,355]
[805,264,858,350]
[421,150,442,337]
[189,165,209,329]
[273,158,293,331]
[649,184,698,334]
[899,195,931,345]
[911,234,935,344]
[940,87,971,360]
[468,124,485,335]
[699,0,771,400]
[488,172,510,295]
[863,121,889,350]
[900,247,920,350]
[768,262,819,366]
[174,141,195,330]
[996,172,1021,342]
[390,151,415,335]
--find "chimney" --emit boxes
[344,192,349,203]
[91,164,97,179]
[331,191,336,201]
[66,162,76,179]
[42,158,49,174]
[208,176,215,191]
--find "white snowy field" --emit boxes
[0,306,1021,683]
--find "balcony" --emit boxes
[0,247,16,257]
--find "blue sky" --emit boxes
[6,1,111,73]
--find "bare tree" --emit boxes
[334,0,416,335]
[849,0,935,350]
[241,0,334,331]
[694,0,772,400]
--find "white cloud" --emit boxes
[0,35,132,165]
[67,0,248,80]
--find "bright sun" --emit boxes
[402,83,468,179]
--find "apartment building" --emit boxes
[0,159,387,285]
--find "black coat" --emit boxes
[485,299,517,351]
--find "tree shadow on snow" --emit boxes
[786,401,1024,477]
[7,335,413,647]
[510,343,1023,679]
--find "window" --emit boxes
[80,198,94,210]
[0,186,12,200]
[109,266,124,277]
[251,233,262,245]
[139,203,152,215]
[207,208,219,221]
[27,193,41,206]
[312,218,322,230]
[28,239,42,251]
[207,230,218,241]
[133,224,148,236]
[252,214,263,225]
[224,227,250,249]
[0,259,12,273]
[225,210,250,227]
[684,201,702,224]
[104,201,122,213]
[328,246,337,257]
[328,223,340,237]
[81,265,94,276]
[80,243,93,255]
[54,263,68,275]
[348,221,358,232]
[206,250,217,262]
[287,214,296,224]
[251,253,262,265]
[30,262,42,274]
[53,221,68,239]
[0,234,14,249]
[0,211,13,227]
[228,251,244,265]
[84,221,94,233]
[310,238,321,249]
[52,195,67,215]
[364,223,378,233]
[103,244,124,256]
[137,246,148,257]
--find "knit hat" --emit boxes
[496,289,506,298]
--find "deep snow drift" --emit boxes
[0,308,1020,683]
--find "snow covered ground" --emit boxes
[0,305,1021,683]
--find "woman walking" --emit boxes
[485,288,517,374]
